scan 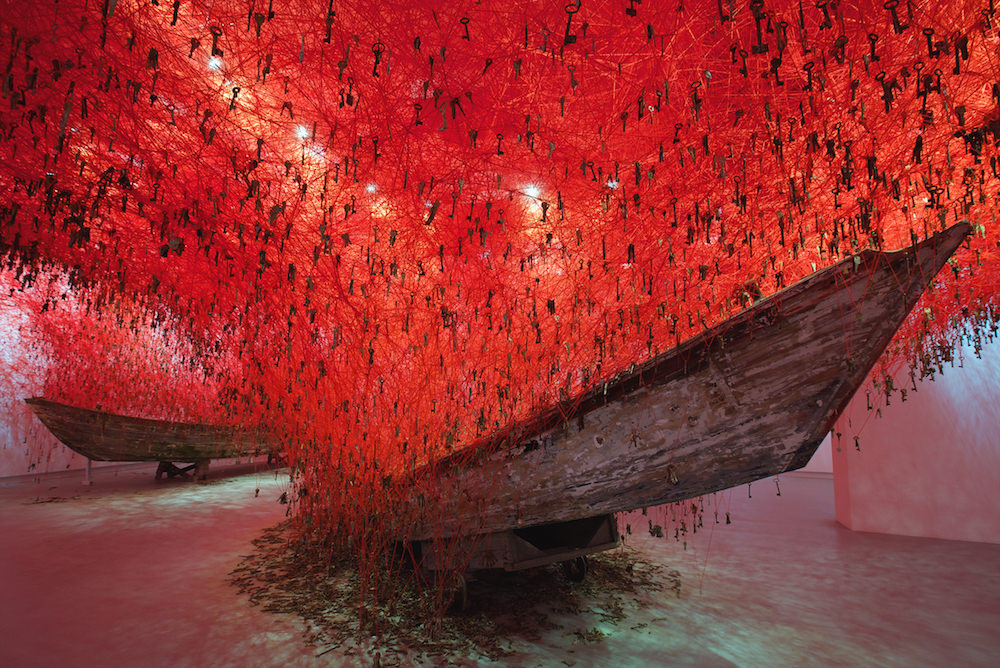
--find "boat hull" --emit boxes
[24,398,275,463]
[405,224,971,541]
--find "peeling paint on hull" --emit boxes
[407,224,971,541]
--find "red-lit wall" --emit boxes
[834,339,1000,545]
[0,321,85,478]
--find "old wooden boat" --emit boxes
[22,224,971,582]
[404,223,971,577]
[24,398,278,479]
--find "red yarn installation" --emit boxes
[2,0,999,611]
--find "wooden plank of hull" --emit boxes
[23,398,275,462]
[405,223,971,541]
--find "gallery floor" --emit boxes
[1,462,997,667]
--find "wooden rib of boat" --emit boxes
[24,398,277,473]
[404,223,971,542]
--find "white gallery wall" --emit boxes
[834,336,1000,544]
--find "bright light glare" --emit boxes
[366,183,377,193]
[207,56,222,71]
[606,179,619,189]
[296,125,310,140]
[524,184,540,198]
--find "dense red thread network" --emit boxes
[1,0,999,607]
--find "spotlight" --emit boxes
[524,184,540,198]
[207,56,222,71]
[366,183,377,193]
[296,125,309,140]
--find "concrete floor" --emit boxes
[1,464,997,667]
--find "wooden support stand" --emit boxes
[155,459,210,481]
[413,514,619,612]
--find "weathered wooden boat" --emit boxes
[24,397,278,480]
[22,224,972,594]
[404,223,971,584]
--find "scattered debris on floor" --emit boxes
[26,495,80,504]
[231,520,681,664]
